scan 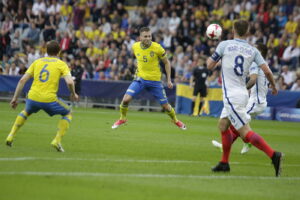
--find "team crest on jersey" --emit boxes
[137,53,140,56]
[150,51,154,57]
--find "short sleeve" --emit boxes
[249,63,259,75]
[210,41,227,62]
[157,44,166,59]
[61,63,71,77]
[25,61,35,76]
[254,48,266,67]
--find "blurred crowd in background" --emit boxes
[1,0,300,92]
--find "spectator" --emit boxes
[43,15,57,42]
[22,22,40,48]
[8,62,19,76]
[290,78,300,91]
[282,40,300,70]
[275,75,288,90]
[32,0,46,16]
[281,65,296,89]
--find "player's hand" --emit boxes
[10,98,18,109]
[167,80,173,89]
[271,86,278,95]
[70,93,79,102]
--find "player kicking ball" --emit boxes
[207,20,283,177]
[5,41,78,152]
[212,43,270,155]
[112,27,186,130]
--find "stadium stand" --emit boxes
[0,0,300,90]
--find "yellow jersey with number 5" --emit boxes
[25,57,71,103]
[132,41,167,81]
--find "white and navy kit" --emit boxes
[246,63,268,117]
[211,39,266,129]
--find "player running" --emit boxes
[212,43,270,154]
[207,20,283,177]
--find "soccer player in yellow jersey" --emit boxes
[112,27,186,130]
[5,41,79,152]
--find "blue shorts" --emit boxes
[25,98,71,116]
[125,78,168,105]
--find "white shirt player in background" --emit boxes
[212,43,269,154]
[206,20,283,177]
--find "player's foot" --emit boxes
[5,134,14,147]
[211,162,230,172]
[51,140,65,153]
[112,119,127,129]
[174,120,187,130]
[241,143,252,154]
[212,140,223,152]
[272,151,283,177]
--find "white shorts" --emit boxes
[220,98,251,130]
[246,99,267,117]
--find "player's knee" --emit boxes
[218,119,229,132]
[62,114,72,122]
[162,103,171,111]
[122,95,132,104]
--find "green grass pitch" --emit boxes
[0,102,299,200]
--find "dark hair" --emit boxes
[46,40,60,56]
[233,20,249,37]
[139,27,150,34]
[256,43,268,59]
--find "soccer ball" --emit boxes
[206,24,222,40]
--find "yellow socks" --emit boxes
[53,114,72,144]
[166,107,178,122]
[120,103,128,120]
[7,110,29,141]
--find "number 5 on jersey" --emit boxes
[39,64,50,82]
[143,56,147,62]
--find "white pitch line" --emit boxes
[0,157,299,167]
[0,157,209,164]
[0,171,299,180]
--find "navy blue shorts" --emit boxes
[125,78,168,105]
[25,99,71,116]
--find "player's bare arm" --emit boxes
[246,74,258,90]
[64,75,79,101]
[260,64,278,95]
[161,57,173,89]
[206,57,218,70]
[10,73,32,109]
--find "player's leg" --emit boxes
[240,101,267,154]
[147,80,186,130]
[44,99,72,152]
[237,121,283,176]
[6,99,38,146]
[6,110,30,146]
[51,112,72,152]
[212,117,232,172]
[161,103,186,130]
[112,79,144,129]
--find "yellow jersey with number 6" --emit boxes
[132,41,166,81]
[25,57,71,103]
